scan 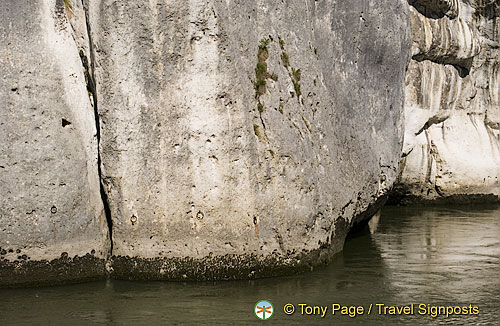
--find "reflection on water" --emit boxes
[0,206,498,325]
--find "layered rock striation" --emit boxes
[392,0,500,204]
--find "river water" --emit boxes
[1,206,499,325]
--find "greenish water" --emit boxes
[1,206,499,325]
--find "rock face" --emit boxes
[0,0,411,285]
[392,0,500,204]
[0,0,109,287]
[88,0,410,280]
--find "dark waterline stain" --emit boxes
[0,206,498,325]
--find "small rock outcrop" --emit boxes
[392,0,500,204]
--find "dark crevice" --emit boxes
[415,115,449,136]
[409,2,446,19]
[61,118,72,127]
[412,55,473,78]
[401,147,414,158]
[408,0,456,19]
[435,184,445,197]
[81,0,113,255]
[453,64,471,78]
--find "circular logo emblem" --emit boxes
[255,300,274,320]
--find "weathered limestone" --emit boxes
[88,0,411,280]
[391,0,500,204]
[1,0,412,285]
[0,0,109,287]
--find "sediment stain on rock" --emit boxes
[391,0,500,204]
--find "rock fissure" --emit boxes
[81,0,113,255]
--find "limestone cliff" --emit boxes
[1,0,410,286]
[0,0,109,287]
[90,0,410,280]
[392,0,500,203]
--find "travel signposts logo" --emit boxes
[255,300,274,320]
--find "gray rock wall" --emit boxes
[0,0,109,287]
[89,0,410,280]
[392,0,500,204]
[1,0,411,285]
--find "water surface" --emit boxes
[1,206,499,325]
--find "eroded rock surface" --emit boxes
[1,0,411,285]
[88,0,411,280]
[392,0,500,204]
[0,0,109,287]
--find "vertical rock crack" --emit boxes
[81,0,113,256]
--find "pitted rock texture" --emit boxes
[88,0,411,280]
[0,0,109,287]
[391,0,500,204]
[1,0,411,285]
